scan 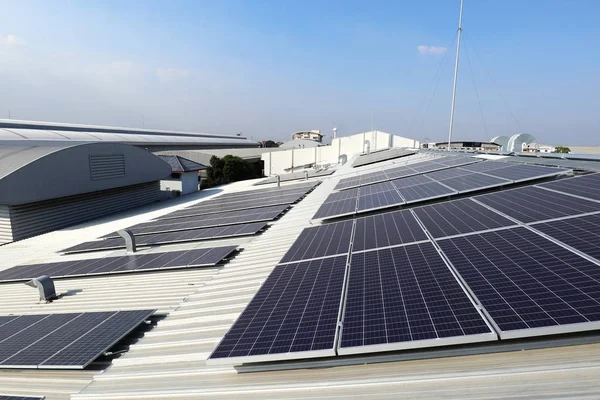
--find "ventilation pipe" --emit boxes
[275,174,281,187]
[304,170,309,180]
[365,140,371,155]
[338,154,347,165]
[117,229,137,253]
[26,275,57,302]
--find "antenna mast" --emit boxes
[447,0,464,150]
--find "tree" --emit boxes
[554,146,571,154]
[205,155,258,187]
[262,140,279,148]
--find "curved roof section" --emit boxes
[0,141,172,205]
[507,133,536,152]
[0,119,260,148]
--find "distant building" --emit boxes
[158,155,207,195]
[523,143,556,153]
[422,141,501,151]
[291,130,324,143]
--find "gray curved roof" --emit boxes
[0,141,172,204]
[0,119,260,148]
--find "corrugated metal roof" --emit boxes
[3,161,600,399]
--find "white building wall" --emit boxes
[180,172,199,194]
[262,131,419,175]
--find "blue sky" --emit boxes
[0,0,599,145]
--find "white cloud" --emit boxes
[0,34,26,47]
[156,67,190,83]
[417,45,447,56]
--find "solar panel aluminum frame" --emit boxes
[206,252,354,366]
[439,174,511,194]
[335,244,497,356]
[435,228,600,341]
[311,198,358,222]
[398,184,457,205]
[0,395,45,400]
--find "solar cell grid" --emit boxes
[353,210,428,251]
[208,256,347,364]
[0,246,236,282]
[425,167,471,180]
[391,175,434,189]
[279,220,353,263]
[437,227,600,338]
[459,161,511,172]
[63,222,265,253]
[412,199,516,238]
[438,173,510,193]
[384,166,418,180]
[339,243,494,354]
[0,396,44,400]
[482,164,569,182]
[313,198,357,220]
[0,310,154,369]
[325,188,359,202]
[358,181,396,195]
[104,205,287,237]
[531,214,600,262]
[474,186,600,223]
[356,190,403,212]
[538,173,600,201]
[396,182,455,203]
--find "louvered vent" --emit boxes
[89,154,126,180]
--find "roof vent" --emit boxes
[26,275,58,302]
[118,229,137,253]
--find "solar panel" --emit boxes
[396,182,456,203]
[437,227,600,339]
[103,205,288,238]
[0,246,237,282]
[435,157,480,167]
[425,167,471,180]
[474,186,600,223]
[353,149,417,168]
[279,220,354,263]
[338,243,495,355]
[0,310,154,369]
[413,199,516,238]
[353,210,428,251]
[538,173,600,201]
[63,222,266,253]
[208,256,347,364]
[531,214,600,262]
[313,198,357,220]
[335,176,363,191]
[481,164,570,182]
[384,166,418,180]
[326,188,359,202]
[391,175,434,188]
[504,155,600,172]
[437,173,510,193]
[356,190,403,212]
[0,396,44,400]
[358,181,396,195]
[409,161,446,173]
[459,161,511,172]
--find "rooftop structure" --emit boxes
[2,143,600,399]
[291,130,324,143]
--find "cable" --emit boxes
[463,33,524,132]
[463,37,489,138]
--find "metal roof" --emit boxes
[2,157,600,399]
[157,155,207,173]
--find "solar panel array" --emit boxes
[315,159,570,221]
[0,246,237,282]
[254,169,335,185]
[158,182,317,219]
[352,148,417,168]
[63,222,266,253]
[0,310,154,369]
[210,168,600,364]
[505,156,600,172]
[538,172,600,201]
[102,205,288,238]
[0,396,44,400]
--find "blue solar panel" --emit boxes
[531,214,600,262]
[396,182,456,203]
[391,175,434,189]
[280,220,353,263]
[358,181,396,195]
[356,190,403,212]
[0,310,154,369]
[482,164,569,182]
[338,243,495,355]
[63,222,266,253]
[413,199,516,238]
[384,166,418,180]
[425,167,471,180]
[208,256,347,364]
[475,186,600,223]
[0,247,237,282]
[438,227,600,338]
[353,210,428,251]
[326,188,359,202]
[0,395,44,400]
[459,161,511,172]
[538,173,600,201]
[313,198,357,220]
[437,173,510,193]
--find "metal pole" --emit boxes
[447,0,464,150]
[372,109,375,150]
